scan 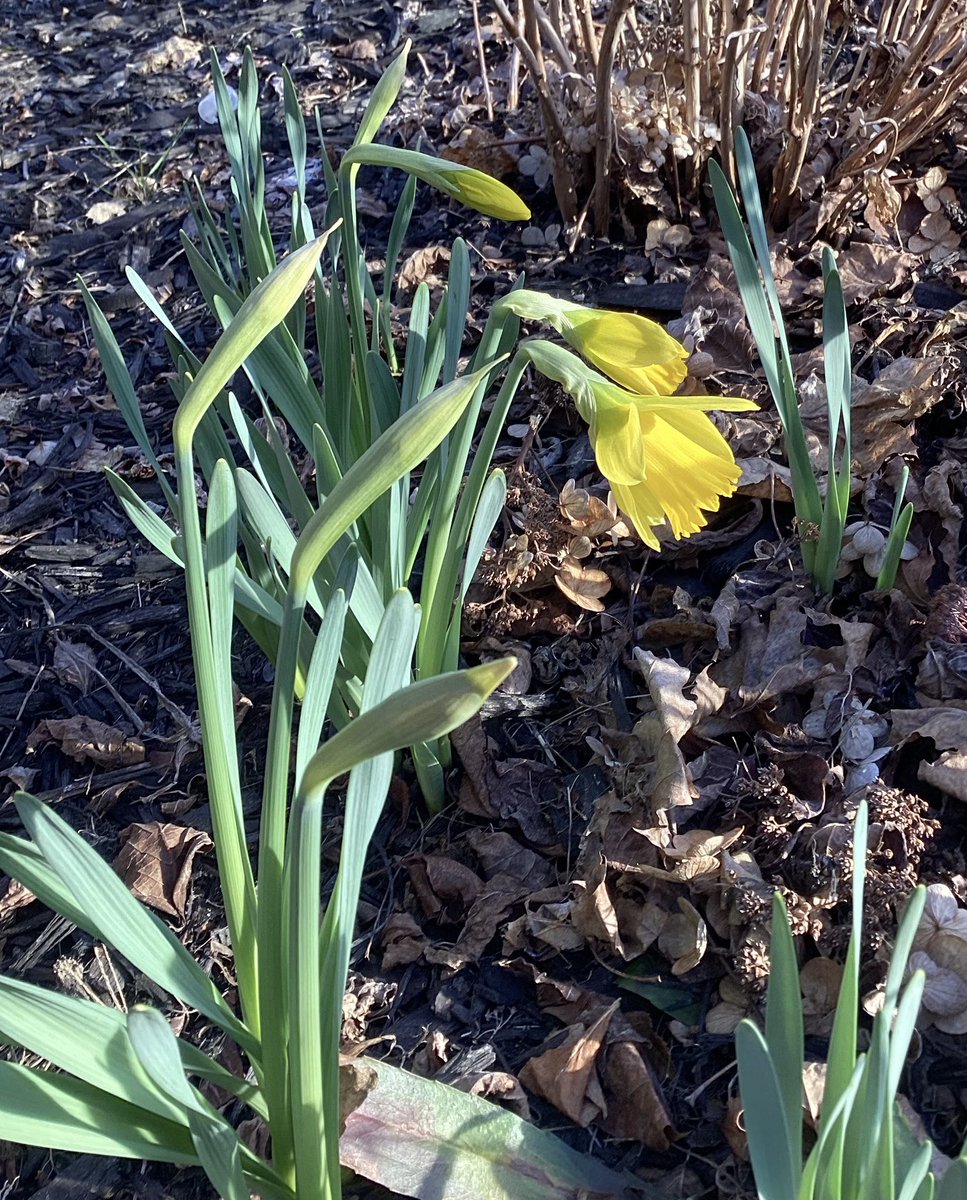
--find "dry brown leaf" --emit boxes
[736,456,795,502]
[405,855,483,924]
[913,884,967,952]
[452,718,560,848]
[114,821,212,919]
[26,715,145,767]
[645,216,692,254]
[864,170,902,239]
[441,126,517,179]
[600,1040,677,1148]
[462,1071,531,1119]
[917,166,956,213]
[560,480,625,538]
[713,589,875,704]
[397,245,450,293]
[803,242,914,304]
[801,957,843,1035]
[380,912,429,972]
[519,1002,617,1127]
[430,874,530,970]
[909,211,960,261]
[631,649,698,813]
[799,355,943,483]
[509,962,612,1025]
[572,872,626,958]
[553,556,611,612]
[53,638,99,694]
[663,827,744,862]
[467,828,554,890]
[706,976,751,1034]
[919,753,967,803]
[511,888,586,954]
[0,877,37,919]
[722,1094,749,1160]
[892,708,967,749]
[803,1061,827,1126]
[657,898,708,975]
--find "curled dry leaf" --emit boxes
[657,898,708,975]
[380,911,429,972]
[560,479,628,539]
[26,715,145,767]
[405,854,483,924]
[705,975,751,1034]
[519,1003,617,1127]
[801,956,843,1036]
[645,216,692,254]
[918,748,967,802]
[916,166,957,213]
[913,883,967,952]
[910,952,967,1029]
[553,555,611,612]
[600,1040,677,1149]
[632,649,706,813]
[909,211,960,261]
[113,821,212,919]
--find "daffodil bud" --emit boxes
[341,144,531,221]
[499,289,689,393]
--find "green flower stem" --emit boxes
[253,587,303,1185]
[417,351,528,682]
[174,445,259,1037]
[336,162,372,451]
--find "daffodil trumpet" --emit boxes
[519,336,756,550]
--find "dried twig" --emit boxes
[592,0,634,235]
[471,0,495,122]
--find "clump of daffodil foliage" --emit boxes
[498,291,756,548]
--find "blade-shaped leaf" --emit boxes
[0,977,184,1125]
[173,232,331,449]
[13,792,255,1056]
[764,892,804,1172]
[340,1056,645,1200]
[128,1007,253,1200]
[736,1021,799,1200]
[290,358,506,597]
[937,1157,967,1200]
[0,1059,195,1163]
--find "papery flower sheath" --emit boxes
[522,340,757,549]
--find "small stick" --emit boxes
[564,0,591,74]
[577,0,600,69]
[471,0,495,121]
[592,0,634,236]
[508,0,523,109]
[682,0,703,144]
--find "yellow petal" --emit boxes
[597,408,742,544]
[563,309,688,394]
[637,410,740,536]
[610,480,664,550]
[589,400,644,485]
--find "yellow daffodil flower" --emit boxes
[499,289,689,394]
[522,340,757,549]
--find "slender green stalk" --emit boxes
[175,443,259,1034]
